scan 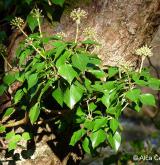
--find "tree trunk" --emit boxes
[41,0,160,66]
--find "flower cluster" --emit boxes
[31,8,43,18]
[56,32,67,39]
[10,17,24,29]
[70,8,87,24]
[135,45,153,57]
[0,44,7,55]
[25,37,34,46]
[83,27,97,39]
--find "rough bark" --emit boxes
[41,0,160,66]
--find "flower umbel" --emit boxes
[70,8,87,24]
[83,27,97,39]
[10,17,24,29]
[135,45,153,57]
[56,32,67,39]
[31,8,43,18]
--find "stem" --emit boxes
[19,26,46,59]
[75,23,79,43]
[19,26,28,37]
[1,53,12,69]
[139,56,145,73]
[37,18,42,38]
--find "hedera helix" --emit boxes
[0,8,160,155]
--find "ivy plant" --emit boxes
[0,8,159,160]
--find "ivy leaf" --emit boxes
[2,108,15,122]
[29,103,40,124]
[72,53,88,71]
[3,73,16,85]
[82,137,91,154]
[54,43,66,60]
[110,119,119,133]
[93,118,107,131]
[22,132,31,141]
[140,93,156,106]
[108,67,119,78]
[8,141,17,151]
[101,92,110,108]
[51,0,65,6]
[58,64,78,84]
[14,89,25,104]
[70,129,86,146]
[52,87,64,107]
[90,129,106,149]
[25,0,32,5]
[0,125,6,133]
[107,131,121,152]
[8,134,21,151]
[19,49,32,65]
[148,78,160,90]
[125,89,141,103]
[56,50,72,68]
[5,131,15,140]
[84,120,95,130]
[82,39,98,45]
[27,73,38,89]
[89,69,106,79]
[64,84,83,109]
[27,13,38,32]
[0,84,7,96]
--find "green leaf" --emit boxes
[0,84,7,96]
[89,69,106,79]
[51,0,65,6]
[58,64,78,84]
[22,132,31,141]
[52,87,64,107]
[70,129,86,146]
[125,89,141,103]
[2,107,15,120]
[101,92,110,108]
[84,120,95,130]
[19,49,32,65]
[14,89,25,104]
[56,50,72,68]
[3,73,16,85]
[72,53,88,71]
[135,80,147,86]
[93,118,107,131]
[0,125,6,133]
[8,141,17,151]
[54,43,66,60]
[5,131,15,140]
[82,39,98,45]
[90,129,106,149]
[27,73,38,89]
[88,102,97,111]
[25,0,32,4]
[110,119,119,133]
[139,93,156,106]
[82,137,91,154]
[108,67,119,78]
[148,78,160,90]
[52,41,64,47]
[27,13,38,32]
[8,134,21,151]
[107,131,121,152]
[64,84,83,109]
[29,103,40,124]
